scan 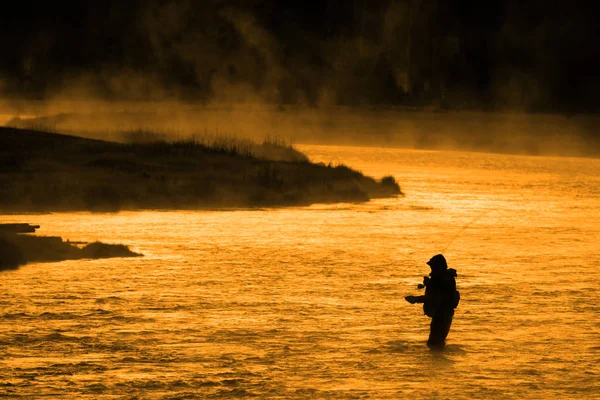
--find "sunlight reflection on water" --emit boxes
[1,146,599,398]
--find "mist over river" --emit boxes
[2,145,600,399]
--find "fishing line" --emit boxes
[439,209,496,253]
[405,208,496,266]
[401,207,499,293]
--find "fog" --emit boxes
[0,1,598,157]
[2,99,598,158]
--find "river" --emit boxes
[1,145,599,398]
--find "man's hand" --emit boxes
[405,295,418,304]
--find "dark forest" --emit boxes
[1,0,599,113]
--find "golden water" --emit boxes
[2,145,599,398]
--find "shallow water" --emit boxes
[1,145,600,399]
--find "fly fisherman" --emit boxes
[405,254,460,350]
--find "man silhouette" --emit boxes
[405,254,459,350]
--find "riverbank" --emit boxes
[0,127,401,213]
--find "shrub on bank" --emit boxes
[0,237,26,270]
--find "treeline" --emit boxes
[0,0,599,112]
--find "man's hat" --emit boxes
[426,254,447,269]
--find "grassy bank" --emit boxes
[0,127,401,212]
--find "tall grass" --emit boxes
[121,129,306,161]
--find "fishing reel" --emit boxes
[417,276,430,289]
